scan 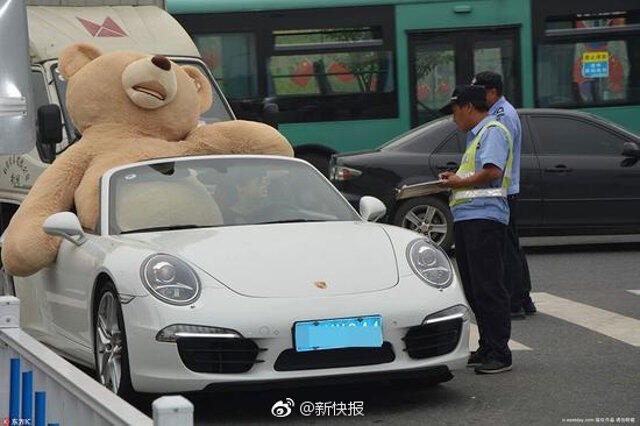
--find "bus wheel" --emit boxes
[393,196,453,250]
[297,152,330,177]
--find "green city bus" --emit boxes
[169,0,640,173]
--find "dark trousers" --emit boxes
[454,219,512,363]
[504,195,533,309]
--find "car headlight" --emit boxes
[141,254,201,305]
[406,238,453,289]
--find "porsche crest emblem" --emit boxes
[314,281,328,289]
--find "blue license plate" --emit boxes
[294,315,383,352]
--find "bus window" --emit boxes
[409,27,520,127]
[268,50,393,97]
[533,4,640,108]
[266,26,396,122]
[473,37,517,101]
[537,39,640,107]
[175,6,397,125]
[193,33,259,100]
[412,39,455,126]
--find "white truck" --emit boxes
[0,0,234,236]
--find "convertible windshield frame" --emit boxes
[101,155,361,236]
[49,56,234,147]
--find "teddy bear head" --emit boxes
[59,43,212,141]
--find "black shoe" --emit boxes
[510,307,526,319]
[467,350,486,368]
[523,298,537,315]
[474,359,512,375]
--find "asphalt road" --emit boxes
[131,242,640,425]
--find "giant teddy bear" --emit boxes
[2,43,293,276]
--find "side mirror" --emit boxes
[37,104,63,145]
[43,212,86,246]
[36,104,63,164]
[622,141,640,158]
[359,196,386,222]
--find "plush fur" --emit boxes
[2,43,293,276]
[114,174,224,233]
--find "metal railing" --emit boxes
[0,296,193,426]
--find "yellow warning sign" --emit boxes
[582,51,609,63]
[582,51,609,78]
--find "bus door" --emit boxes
[408,27,522,126]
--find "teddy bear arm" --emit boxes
[2,143,92,276]
[183,120,294,157]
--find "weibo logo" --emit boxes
[77,16,127,37]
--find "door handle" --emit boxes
[544,164,573,173]
[437,161,459,171]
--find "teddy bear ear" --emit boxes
[59,43,102,80]
[181,65,213,114]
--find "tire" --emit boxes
[297,152,330,177]
[93,280,135,399]
[393,196,454,250]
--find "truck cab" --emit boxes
[0,1,234,234]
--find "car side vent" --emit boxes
[403,318,462,359]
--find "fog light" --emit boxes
[156,324,242,342]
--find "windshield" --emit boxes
[52,59,233,142]
[108,157,360,234]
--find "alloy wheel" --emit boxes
[401,205,449,245]
[95,292,123,394]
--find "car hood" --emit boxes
[118,221,399,298]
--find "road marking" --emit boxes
[520,234,640,247]
[469,323,532,351]
[627,290,640,296]
[532,292,640,347]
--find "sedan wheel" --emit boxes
[94,281,134,398]
[394,196,454,250]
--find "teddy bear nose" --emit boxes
[151,55,171,71]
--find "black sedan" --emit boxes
[330,109,640,250]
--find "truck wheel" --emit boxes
[393,196,453,250]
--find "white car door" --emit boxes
[46,237,100,348]
[16,236,101,359]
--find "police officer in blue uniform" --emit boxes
[472,71,536,317]
[439,85,513,374]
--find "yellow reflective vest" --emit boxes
[449,120,513,208]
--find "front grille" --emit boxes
[403,318,462,359]
[177,337,266,374]
[274,342,395,371]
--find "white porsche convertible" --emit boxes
[9,155,469,396]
